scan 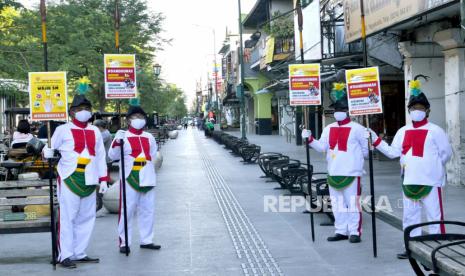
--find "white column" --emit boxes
[434,28,465,186]
[398,42,445,128]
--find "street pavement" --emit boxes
[3,127,463,275]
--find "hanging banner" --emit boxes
[104,54,137,99]
[289,63,321,106]
[29,71,68,121]
[345,67,383,116]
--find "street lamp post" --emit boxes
[237,0,246,139]
[153,63,161,78]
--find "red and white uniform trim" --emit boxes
[309,118,367,236]
[308,118,368,177]
[51,120,107,261]
[108,127,158,187]
[374,119,452,236]
[109,127,158,247]
[374,119,452,187]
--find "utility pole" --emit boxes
[237,0,246,139]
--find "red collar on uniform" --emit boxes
[72,118,88,128]
[128,126,143,135]
[337,117,351,126]
[413,118,428,128]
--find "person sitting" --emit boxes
[11,120,34,148]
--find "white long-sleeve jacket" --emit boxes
[309,119,368,177]
[51,121,108,185]
[374,120,452,187]
[108,128,157,187]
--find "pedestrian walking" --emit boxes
[368,76,452,259]
[108,99,161,254]
[302,82,368,243]
[42,89,109,269]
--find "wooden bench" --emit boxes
[0,179,57,234]
[405,221,465,276]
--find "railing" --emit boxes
[280,121,295,143]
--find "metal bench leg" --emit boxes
[408,258,426,276]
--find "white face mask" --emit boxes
[334,111,348,122]
[410,110,426,122]
[131,118,146,130]
[75,110,92,123]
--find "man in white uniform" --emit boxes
[369,77,452,259]
[43,88,109,268]
[302,83,368,243]
[109,100,160,254]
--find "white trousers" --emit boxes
[57,179,96,261]
[118,183,155,247]
[403,187,445,237]
[329,177,362,236]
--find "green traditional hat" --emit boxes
[70,76,92,109]
[330,82,348,111]
[407,75,430,109]
[127,98,147,117]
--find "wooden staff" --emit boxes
[297,0,315,242]
[40,0,58,269]
[360,0,377,258]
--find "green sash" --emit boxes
[402,185,433,201]
[327,176,355,190]
[127,170,153,193]
[64,171,96,197]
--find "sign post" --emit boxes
[104,52,136,256]
[289,60,321,243]
[346,66,383,258]
[29,71,68,267]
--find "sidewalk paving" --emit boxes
[1,127,460,275]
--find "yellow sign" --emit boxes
[264,36,275,64]
[289,63,321,106]
[104,54,137,99]
[345,67,383,116]
[28,71,68,121]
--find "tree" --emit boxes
[0,0,177,112]
[0,0,22,10]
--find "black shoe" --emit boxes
[75,256,100,263]
[349,235,361,243]
[140,243,161,250]
[327,234,348,242]
[397,251,408,259]
[60,258,77,269]
[119,246,131,254]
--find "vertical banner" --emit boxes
[289,63,321,106]
[29,71,68,121]
[345,67,383,116]
[104,54,137,99]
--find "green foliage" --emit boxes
[263,11,294,38]
[0,0,22,10]
[0,0,185,115]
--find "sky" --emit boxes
[19,0,257,109]
[148,0,256,108]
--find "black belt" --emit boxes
[77,164,86,169]
[133,161,146,166]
